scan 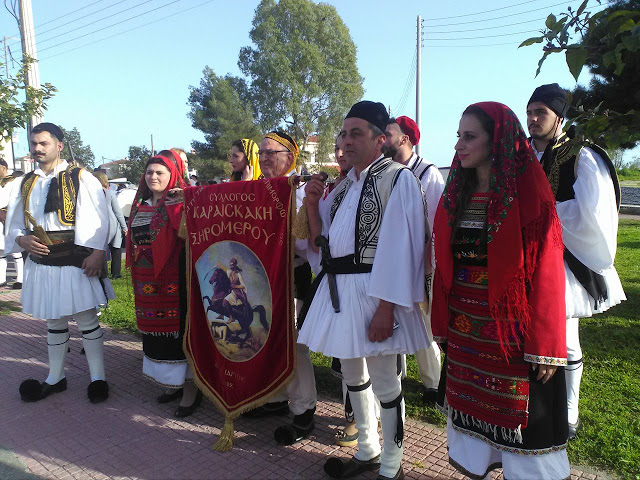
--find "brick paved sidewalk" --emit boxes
[0,288,600,480]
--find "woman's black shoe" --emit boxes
[157,388,183,403]
[174,390,203,418]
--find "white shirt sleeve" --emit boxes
[4,180,27,254]
[75,171,110,251]
[420,166,445,233]
[367,170,426,308]
[555,147,618,272]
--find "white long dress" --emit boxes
[5,160,115,319]
[298,161,431,359]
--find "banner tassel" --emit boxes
[292,197,310,239]
[178,211,188,240]
[212,415,235,452]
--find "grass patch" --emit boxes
[100,263,136,332]
[565,219,640,479]
[617,168,640,181]
[0,295,21,316]
[100,221,639,477]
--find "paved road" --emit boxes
[0,288,602,480]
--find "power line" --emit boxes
[11,0,156,50]
[424,42,518,48]
[38,0,183,54]
[391,47,417,114]
[39,0,217,62]
[34,0,132,40]
[34,0,106,29]
[427,0,540,21]
[425,16,548,34]
[426,29,541,41]
[423,0,582,27]
[395,58,417,115]
[394,53,416,114]
[422,2,613,43]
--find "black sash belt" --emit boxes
[28,230,92,268]
[297,255,373,329]
[564,248,607,309]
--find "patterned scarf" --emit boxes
[126,154,187,278]
[432,102,565,360]
[241,138,262,180]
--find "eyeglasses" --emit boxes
[258,149,289,157]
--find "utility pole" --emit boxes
[416,15,423,156]
[150,134,154,156]
[2,36,17,168]
[18,0,42,136]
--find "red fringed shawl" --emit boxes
[432,102,566,365]
[126,153,187,279]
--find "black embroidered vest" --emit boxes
[538,135,620,308]
[329,157,407,265]
[21,165,83,228]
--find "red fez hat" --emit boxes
[395,116,420,146]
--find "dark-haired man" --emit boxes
[301,101,431,480]
[384,115,444,405]
[243,131,318,446]
[5,122,114,403]
[526,84,625,439]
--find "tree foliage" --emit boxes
[60,126,95,169]
[188,67,261,178]
[238,0,363,152]
[0,56,56,149]
[119,145,152,184]
[520,0,640,150]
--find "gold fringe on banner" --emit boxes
[212,415,235,451]
[291,197,310,239]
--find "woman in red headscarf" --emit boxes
[431,103,569,479]
[126,150,202,417]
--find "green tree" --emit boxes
[60,127,95,169]
[119,145,151,183]
[188,66,261,178]
[238,0,363,153]
[520,0,640,150]
[0,56,56,150]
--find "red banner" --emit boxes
[183,177,296,449]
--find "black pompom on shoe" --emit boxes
[87,380,109,403]
[19,378,67,402]
[19,379,44,402]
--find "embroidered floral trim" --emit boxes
[523,354,567,366]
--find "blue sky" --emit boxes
[0,0,614,168]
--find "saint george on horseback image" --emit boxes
[202,258,269,353]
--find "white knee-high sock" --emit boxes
[81,326,105,382]
[13,254,23,283]
[566,317,582,425]
[566,360,582,425]
[379,395,404,478]
[45,329,69,385]
[76,309,105,382]
[0,256,7,284]
[347,382,381,461]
